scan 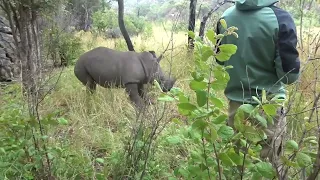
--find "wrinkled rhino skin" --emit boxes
[74,47,176,109]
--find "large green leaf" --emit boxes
[58,117,68,125]
[177,167,189,179]
[201,45,214,61]
[188,165,203,177]
[255,162,276,179]
[191,71,205,82]
[178,103,197,111]
[212,114,228,124]
[206,29,216,44]
[158,94,175,102]
[215,44,237,62]
[178,94,189,103]
[192,119,208,131]
[204,124,218,141]
[209,125,218,141]
[166,136,183,145]
[239,104,255,114]
[296,152,312,167]
[188,31,195,39]
[281,156,299,168]
[217,125,234,140]
[220,19,227,29]
[96,158,105,164]
[210,97,224,108]
[252,172,263,179]
[234,108,245,132]
[211,67,230,90]
[190,80,207,91]
[196,90,207,107]
[262,104,278,116]
[219,152,235,166]
[243,126,266,143]
[285,140,299,153]
[254,114,267,128]
[227,151,243,165]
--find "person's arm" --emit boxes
[272,7,301,85]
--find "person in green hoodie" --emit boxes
[216,0,301,176]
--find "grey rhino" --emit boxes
[74,46,176,109]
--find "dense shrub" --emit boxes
[92,9,153,38]
[58,33,84,66]
[43,26,84,67]
[92,9,118,32]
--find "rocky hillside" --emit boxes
[0,16,19,82]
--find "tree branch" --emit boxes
[307,126,320,180]
[188,0,197,50]
[117,0,135,51]
[198,0,234,39]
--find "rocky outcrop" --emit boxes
[0,16,20,82]
[105,27,122,39]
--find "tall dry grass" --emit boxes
[36,24,199,178]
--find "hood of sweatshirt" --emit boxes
[235,0,279,10]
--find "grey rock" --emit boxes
[105,27,122,39]
[0,16,20,82]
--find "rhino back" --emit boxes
[79,47,145,87]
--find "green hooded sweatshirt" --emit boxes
[216,0,301,104]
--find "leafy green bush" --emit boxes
[43,26,84,67]
[92,9,118,32]
[0,85,70,179]
[58,33,84,66]
[157,19,318,179]
[92,9,153,38]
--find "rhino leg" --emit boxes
[125,83,145,109]
[84,76,96,94]
[138,83,153,105]
[138,83,147,99]
[78,74,97,94]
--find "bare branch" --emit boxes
[307,128,320,180]
[286,105,320,116]
[309,57,320,61]
[198,0,234,39]
[157,11,182,62]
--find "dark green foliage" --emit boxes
[92,9,152,38]
[157,20,319,180]
[57,33,84,66]
[0,85,70,179]
[92,9,118,32]
[43,26,84,67]
[65,0,102,31]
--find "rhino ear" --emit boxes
[148,51,157,58]
[149,50,162,63]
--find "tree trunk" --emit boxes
[197,3,202,19]
[308,0,314,10]
[18,5,40,116]
[198,0,234,40]
[188,0,197,50]
[1,0,41,114]
[83,3,91,32]
[117,0,135,51]
[1,1,53,177]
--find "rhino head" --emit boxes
[142,50,176,92]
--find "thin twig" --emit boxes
[286,105,320,116]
